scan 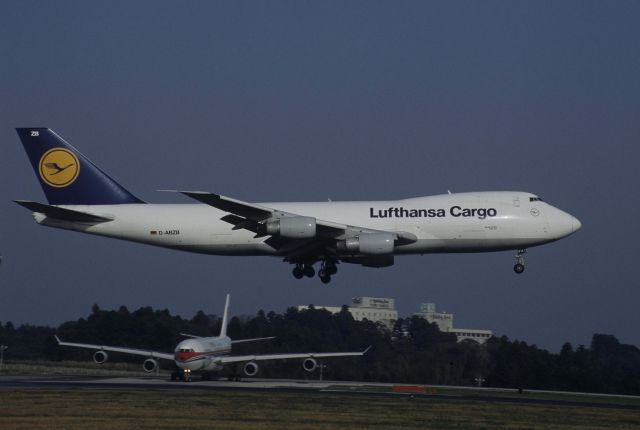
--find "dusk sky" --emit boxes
[1,1,638,351]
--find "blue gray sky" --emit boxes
[1,1,638,351]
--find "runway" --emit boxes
[1,375,638,411]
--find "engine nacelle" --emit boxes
[302,358,317,372]
[243,361,259,376]
[93,350,108,364]
[264,217,316,239]
[143,358,158,373]
[337,233,395,255]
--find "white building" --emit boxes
[298,297,397,329]
[414,303,493,344]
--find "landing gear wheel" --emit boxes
[303,265,315,278]
[318,268,331,283]
[320,259,338,277]
[513,249,526,274]
[292,266,304,279]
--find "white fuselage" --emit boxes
[33,191,580,256]
[174,336,231,372]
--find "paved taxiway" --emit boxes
[1,375,638,411]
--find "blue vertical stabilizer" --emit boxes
[16,128,143,205]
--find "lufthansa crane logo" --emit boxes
[39,148,80,188]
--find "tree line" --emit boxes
[1,304,638,395]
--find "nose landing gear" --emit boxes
[514,249,526,274]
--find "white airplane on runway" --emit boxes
[16,128,581,283]
[55,294,368,381]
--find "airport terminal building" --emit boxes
[414,303,493,344]
[299,298,493,344]
[298,297,398,330]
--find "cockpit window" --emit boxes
[179,348,195,353]
[529,197,543,202]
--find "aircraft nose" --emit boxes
[571,216,582,233]
[175,351,190,363]
[547,208,580,239]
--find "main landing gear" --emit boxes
[514,249,526,274]
[292,263,315,279]
[318,260,337,284]
[291,259,338,283]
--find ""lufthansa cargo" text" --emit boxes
[369,206,497,220]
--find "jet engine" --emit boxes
[93,350,108,364]
[143,358,158,373]
[243,361,259,376]
[302,358,317,372]
[337,233,395,255]
[264,216,316,239]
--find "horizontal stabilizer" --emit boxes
[179,333,203,339]
[14,200,113,223]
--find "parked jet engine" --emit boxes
[302,357,317,372]
[143,358,158,373]
[243,361,259,376]
[93,350,108,364]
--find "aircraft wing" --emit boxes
[215,346,371,365]
[231,336,276,344]
[55,335,174,361]
[163,190,418,245]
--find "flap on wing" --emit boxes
[14,200,113,223]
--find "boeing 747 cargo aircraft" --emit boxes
[15,128,581,283]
